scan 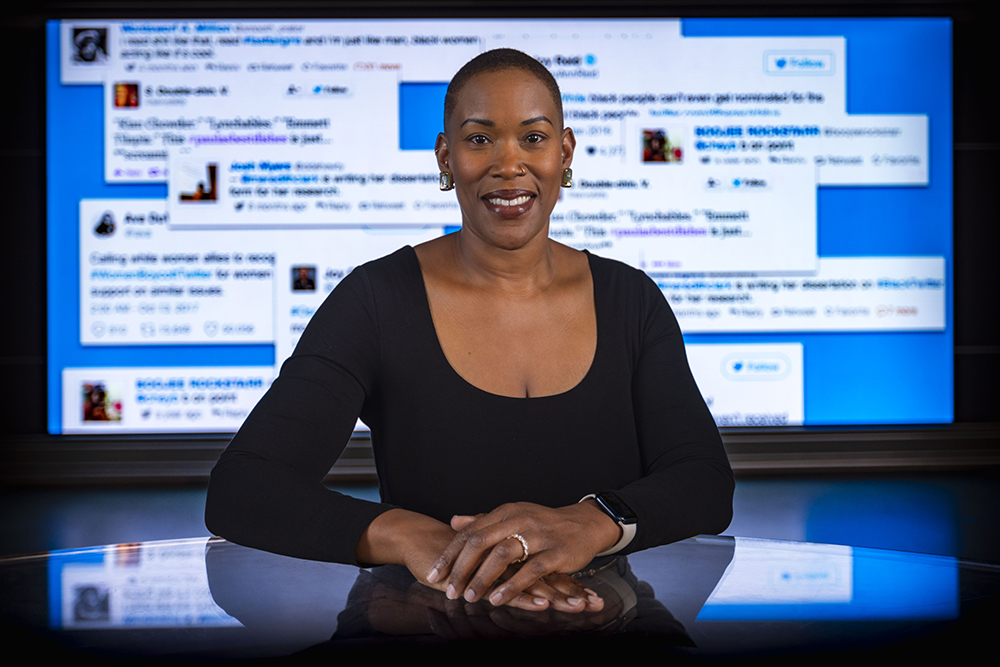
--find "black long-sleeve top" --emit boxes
[206,247,734,565]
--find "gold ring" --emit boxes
[507,533,529,563]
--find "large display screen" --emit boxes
[48,17,952,434]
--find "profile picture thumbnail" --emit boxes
[93,211,115,237]
[642,129,683,163]
[292,266,317,292]
[72,28,108,64]
[178,163,219,202]
[113,82,140,108]
[82,382,122,422]
[73,585,110,622]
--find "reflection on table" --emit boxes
[2,534,994,658]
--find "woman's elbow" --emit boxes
[705,469,735,535]
[705,499,733,536]
[203,459,244,539]
[689,462,734,536]
[203,472,228,538]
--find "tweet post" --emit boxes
[62,366,273,433]
[80,200,276,344]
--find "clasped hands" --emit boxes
[424,500,622,613]
[358,499,622,613]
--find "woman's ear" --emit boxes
[435,132,451,172]
[561,126,577,169]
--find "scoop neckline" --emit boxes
[407,246,601,401]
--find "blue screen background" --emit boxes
[47,18,953,432]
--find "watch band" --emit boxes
[580,492,637,556]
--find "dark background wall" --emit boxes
[2,1,996,480]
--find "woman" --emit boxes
[206,49,733,614]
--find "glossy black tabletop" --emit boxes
[1,535,996,659]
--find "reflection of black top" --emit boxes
[206,247,733,565]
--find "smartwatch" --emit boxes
[581,491,637,556]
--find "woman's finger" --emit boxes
[456,531,532,602]
[426,511,507,585]
[438,515,535,596]
[449,514,482,531]
[497,577,582,613]
[541,573,604,612]
[514,574,589,614]
[494,588,551,612]
[485,553,566,609]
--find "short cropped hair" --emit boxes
[444,48,563,130]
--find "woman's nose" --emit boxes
[492,141,523,180]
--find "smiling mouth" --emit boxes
[486,195,532,207]
[481,191,536,219]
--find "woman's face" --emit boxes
[436,69,575,251]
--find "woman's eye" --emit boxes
[469,134,490,144]
[525,133,544,144]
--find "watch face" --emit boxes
[596,492,638,524]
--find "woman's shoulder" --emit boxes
[583,250,661,298]
[583,251,678,345]
[308,245,421,323]
[295,245,423,358]
[352,245,419,280]
[331,245,421,298]
[584,250,643,275]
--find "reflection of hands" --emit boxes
[366,565,629,640]
[492,569,603,613]
[426,501,621,611]
[485,575,628,637]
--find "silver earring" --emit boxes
[439,171,454,191]
[561,168,573,188]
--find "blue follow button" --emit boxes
[722,352,792,381]
[764,51,834,75]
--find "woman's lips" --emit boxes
[482,190,536,219]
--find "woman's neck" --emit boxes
[451,226,559,297]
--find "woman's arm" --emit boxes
[607,271,735,551]
[205,267,395,565]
